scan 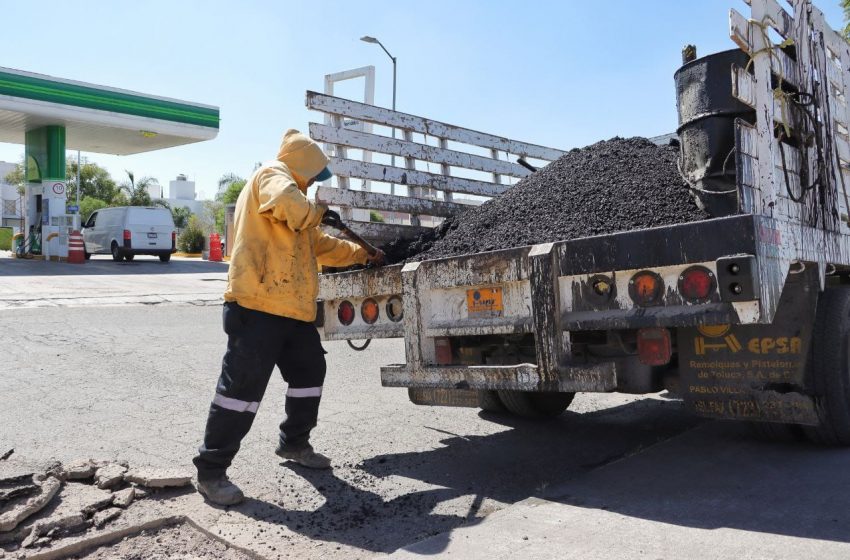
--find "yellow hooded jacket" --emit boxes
[224,129,368,322]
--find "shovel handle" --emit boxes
[517,157,538,173]
[338,224,379,257]
[321,211,380,257]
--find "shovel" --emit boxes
[321,210,382,260]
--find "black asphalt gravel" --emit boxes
[382,137,710,263]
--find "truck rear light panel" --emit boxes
[558,259,762,328]
[563,261,728,312]
[321,295,405,340]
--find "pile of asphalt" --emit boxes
[381,137,710,264]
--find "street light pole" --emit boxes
[391,54,397,196]
[361,36,398,195]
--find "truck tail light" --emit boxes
[434,337,453,365]
[592,277,613,298]
[628,271,663,306]
[338,301,355,326]
[386,296,403,322]
[637,328,672,366]
[361,298,379,324]
[678,266,715,302]
[123,229,131,249]
[716,255,758,301]
[171,231,176,249]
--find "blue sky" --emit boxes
[0,0,845,199]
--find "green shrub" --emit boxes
[369,210,385,223]
[178,216,205,253]
[0,227,12,251]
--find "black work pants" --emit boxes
[193,301,326,481]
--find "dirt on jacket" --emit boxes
[225,129,368,321]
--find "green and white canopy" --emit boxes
[0,67,219,155]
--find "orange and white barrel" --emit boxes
[67,230,85,264]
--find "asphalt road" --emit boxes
[2,257,850,559]
[1,303,696,559]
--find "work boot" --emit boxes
[195,476,245,506]
[275,446,332,469]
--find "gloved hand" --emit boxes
[321,208,342,228]
[367,248,386,267]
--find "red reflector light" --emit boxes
[338,301,355,326]
[679,266,716,302]
[123,229,131,240]
[434,337,453,365]
[628,271,663,306]
[361,298,380,324]
[171,231,176,248]
[637,328,672,366]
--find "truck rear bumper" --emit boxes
[380,362,616,392]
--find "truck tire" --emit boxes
[477,390,506,413]
[802,286,850,445]
[496,390,574,418]
[111,242,122,262]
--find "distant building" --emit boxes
[0,161,22,231]
[154,174,203,215]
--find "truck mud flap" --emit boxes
[678,267,819,425]
[381,362,615,392]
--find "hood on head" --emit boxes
[276,129,330,188]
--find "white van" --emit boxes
[82,206,176,262]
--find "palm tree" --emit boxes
[844,0,850,39]
[217,172,244,200]
[218,172,243,191]
[171,205,192,230]
[120,170,158,206]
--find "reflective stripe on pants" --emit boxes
[286,386,322,398]
[212,393,260,413]
[193,302,327,480]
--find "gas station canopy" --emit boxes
[0,67,219,155]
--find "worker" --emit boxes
[193,129,384,506]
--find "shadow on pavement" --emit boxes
[237,398,702,554]
[400,421,850,556]
[535,422,850,544]
[0,256,229,276]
